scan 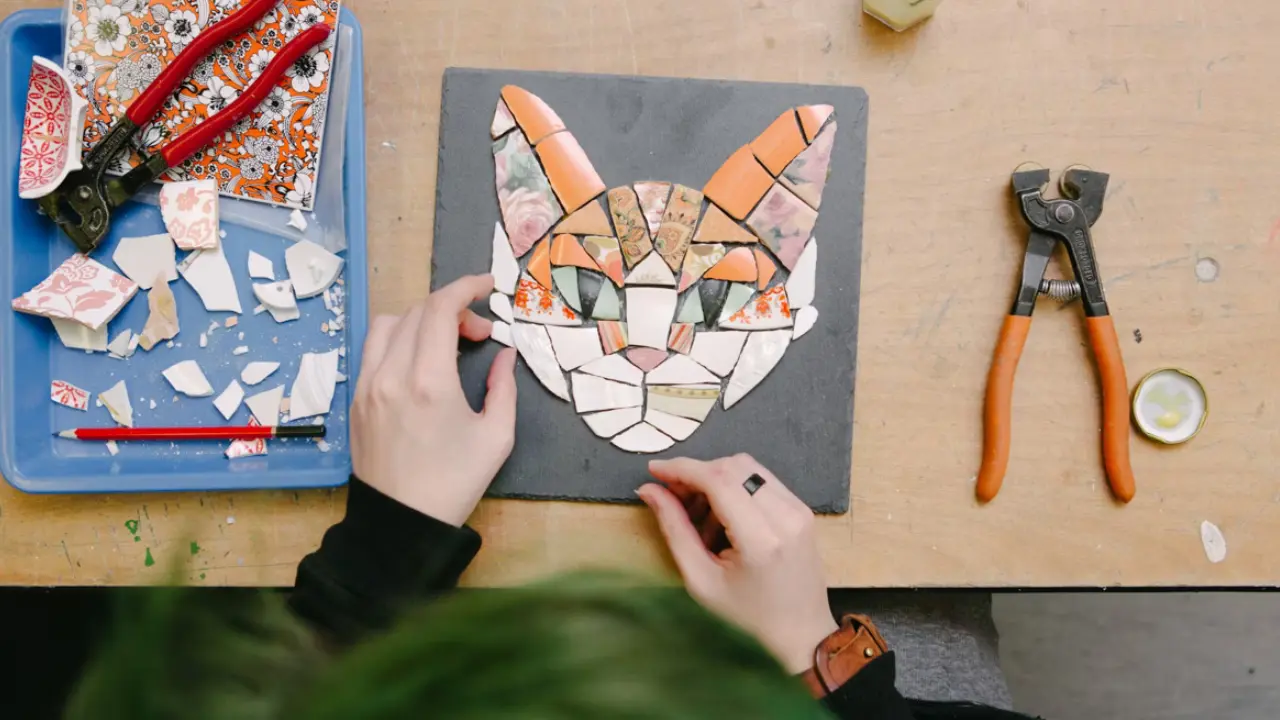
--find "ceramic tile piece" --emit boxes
[163,360,214,397]
[554,198,613,235]
[106,329,133,357]
[491,320,513,347]
[512,323,570,401]
[780,120,836,209]
[286,240,344,299]
[750,110,807,176]
[667,323,695,355]
[721,285,794,330]
[52,318,107,352]
[494,130,563,258]
[717,283,756,324]
[536,132,606,214]
[634,181,672,238]
[491,97,517,138]
[12,254,138,331]
[51,380,89,411]
[245,385,285,427]
[581,407,643,438]
[646,384,720,421]
[526,236,553,290]
[490,293,514,323]
[290,349,341,420]
[247,251,275,281]
[697,279,730,325]
[746,184,818,270]
[551,266,581,312]
[647,354,718,385]
[214,380,245,420]
[500,85,566,145]
[676,291,704,324]
[677,244,726,292]
[178,245,241,314]
[576,270,603,318]
[724,329,792,409]
[578,354,644,385]
[583,235,626,287]
[225,417,267,459]
[513,276,581,326]
[592,281,621,320]
[490,222,521,294]
[626,347,669,372]
[693,204,758,244]
[138,278,180,351]
[159,179,220,251]
[571,372,644,413]
[597,321,629,355]
[625,287,678,350]
[689,331,749,377]
[702,146,774,220]
[610,422,676,453]
[754,248,778,290]
[792,306,819,339]
[19,57,87,199]
[550,234,599,271]
[704,246,758,283]
[547,326,605,370]
[112,234,177,290]
[653,184,703,272]
[99,380,134,427]
[644,408,700,442]
[786,239,818,308]
[797,104,835,143]
[288,209,309,233]
[241,362,280,386]
[608,186,652,269]
[253,280,301,324]
[625,252,677,287]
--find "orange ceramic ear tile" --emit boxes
[550,234,599,271]
[536,132,606,215]
[555,199,613,235]
[749,111,807,176]
[704,246,758,282]
[754,248,777,289]
[693,204,759,244]
[528,235,553,290]
[703,146,775,220]
[500,85,566,144]
[797,104,835,143]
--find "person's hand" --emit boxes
[350,274,517,526]
[637,455,837,674]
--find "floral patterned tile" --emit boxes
[654,184,702,272]
[779,120,836,209]
[494,130,563,258]
[634,181,672,238]
[491,97,516,138]
[12,253,138,330]
[583,235,626,287]
[159,179,219,250]
[703,146,774,220]
[512,275,581,326]
[19,57,87,200]
[720,285,793,330]
[500,85,566,145]
[555,199,613,235]
[704,246,757,283]
[693,204,758,244]
[608,186,652,269]
[667,323,695,355]
[537,132,606,214]
[749,110,807,176]
[51,380,89,411]
[597,320,629,354]
[746,184,818,270]
[677,243,727,292]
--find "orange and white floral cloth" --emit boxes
[63,0,341,209]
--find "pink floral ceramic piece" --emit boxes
[51,380,89,411]
[512,276,582,326]
[746,184,819,270]
[491,98,517,138]
[18,57,87,200]
[779,121,837,209]
[11,253,138,330]
[494,130,563,257]
[634,181,672,238]
[159,179,220,250]
[226,417,267,459]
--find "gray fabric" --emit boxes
[829,591,1014,710]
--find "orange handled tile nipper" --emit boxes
[977,165,1136,504]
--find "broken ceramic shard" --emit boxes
[547,326,605,370]
[551,266,581,312]
[247,250,275,280]
[749,110,807,176]
[724,329,792,409]
[138,276,180,351]
[233,346,249,356]
[625,252,676,287]
[577,354,644,385]
[245,385,285,427]
[608,186,652,269]
[610,422,675,453]
[494,129,562,258]
[159,179,220,250]
[746,184,818,270]
[112,234,177,289]
[792,306,819,339]
[780,121,836,209]
[689,331,748,376]
[797,104,835,142]
[535,132,606,214]
[490,222,520,294]
[511,322,570,401]
[555,199,613,236]
[288,209,309,232]
[571,373,643,413]
[226,417,267,459]
[646,354,719,385]
[625,287,677,350]
[581,407,643,438]
[754,248,777,289]
[722,285,793,330]
[241,361,281,386]
[592,282,620,320]
[163,360,215,397]
[676,291,704,324]
[490,292,515,323]
[512,276,582,326]
[18,57,88,200]
[290,349,341,420]
[99,380,134,427]
[500,85,566,144]
[51,380,89,411]
[697,279,731,325]
[703,146,774,220]
[576,270,603,318]
[633,182,672,238]
[678,243,727,291]
[492,320,514,346]
[51,318,107,352]
[786,239,817,308]
[178,245,241,313]
[704,246,758,283]
[285,240,344,299]
[527,235,553,289]
[644,408,700,442]
[491,97,517,138]
[667,323,695,355]
[12,254,138,330]
[625,347,669,373]
[596,321,629,355]
[716,283,756,324]
[106,329,134,358]
[253,280,301,323]
[583,235,626,287]
[693,204,758,244]
[647,384,720,421]
[653,184,702,272]
[550,234,599,271]
[213,380,245,420]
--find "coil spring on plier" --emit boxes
[1039,278,1081,303]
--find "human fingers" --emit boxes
[459,309,493,343]
[636,483,720,585]
[481,348,518,447]
[647,457,776,555]
[719,454,815,532]
[355,314,399,396]
[418,275,494,367]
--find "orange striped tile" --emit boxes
[702,146,774,220]
[754,248,777,290]
[527,235,553,289]
[536,132,606,214]
[797,104,835,143]
[703,246,758,283]
[550,234,598,271]
[749,110,807,176]
[500,85,566,144]
[668,323,695,354]
[597,321,629,354]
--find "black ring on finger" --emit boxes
[743,473,767,496]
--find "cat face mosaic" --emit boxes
[489,86,835,453]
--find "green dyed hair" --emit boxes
[67,573,830,720]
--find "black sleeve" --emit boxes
[820,651,915,719]
[288,475,482,646]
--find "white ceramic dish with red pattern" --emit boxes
[17,56,87,200]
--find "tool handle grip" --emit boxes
[160,24,331,168]
[976,315,1031,503]
[1085,315,1136,503]
[128,0,282,125]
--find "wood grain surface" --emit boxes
[2,0,1278,588]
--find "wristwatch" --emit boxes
[798,613,889,698]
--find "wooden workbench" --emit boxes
[3,0,1278,588]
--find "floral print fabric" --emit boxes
[64,0,342,209]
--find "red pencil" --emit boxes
[56,425,326,441]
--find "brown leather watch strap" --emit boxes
[798,614,890,699]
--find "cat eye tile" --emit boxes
[750,110,807,176]
[591,281,621,320]
[693,204,758,244]
[779,121,836,209]
[646,384,720,421]
[624,287,678,350]
[578,354,644,385]
[554,199,613,235]
[786,238,817,308]
[597,320,629,354]
[625,252,676,287]
[653,184,703,271]
[547,326,604,370]
[551,266,581,311]
[511,322,570,401]
[513,275,583,326]
[689,331,748,377]
[704,246,758,283]
[646,354,718,385]
[667,323,695,355]
[583,235,626,287]
[676,291,704,324]
[746,184,818,270]
[720,285,793,330]
[716,282,756,324]
[634,181,672,238]
[576,270,604,319]
[644,408,700,442]
[581,407,643,438]
[608,186,653,269]
[677,243,727,292]
[493,130,562,258]
[537,132,606,214]
[500,85,566,144]
[610,422,676,453]
[571,372,643,413]
[625,347,669,372]
[702,146,774,220]
[754,248,777,290]
[723,329,792,409]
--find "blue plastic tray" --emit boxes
[0,9,367,493]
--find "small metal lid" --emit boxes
[1131,368,1208,445]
